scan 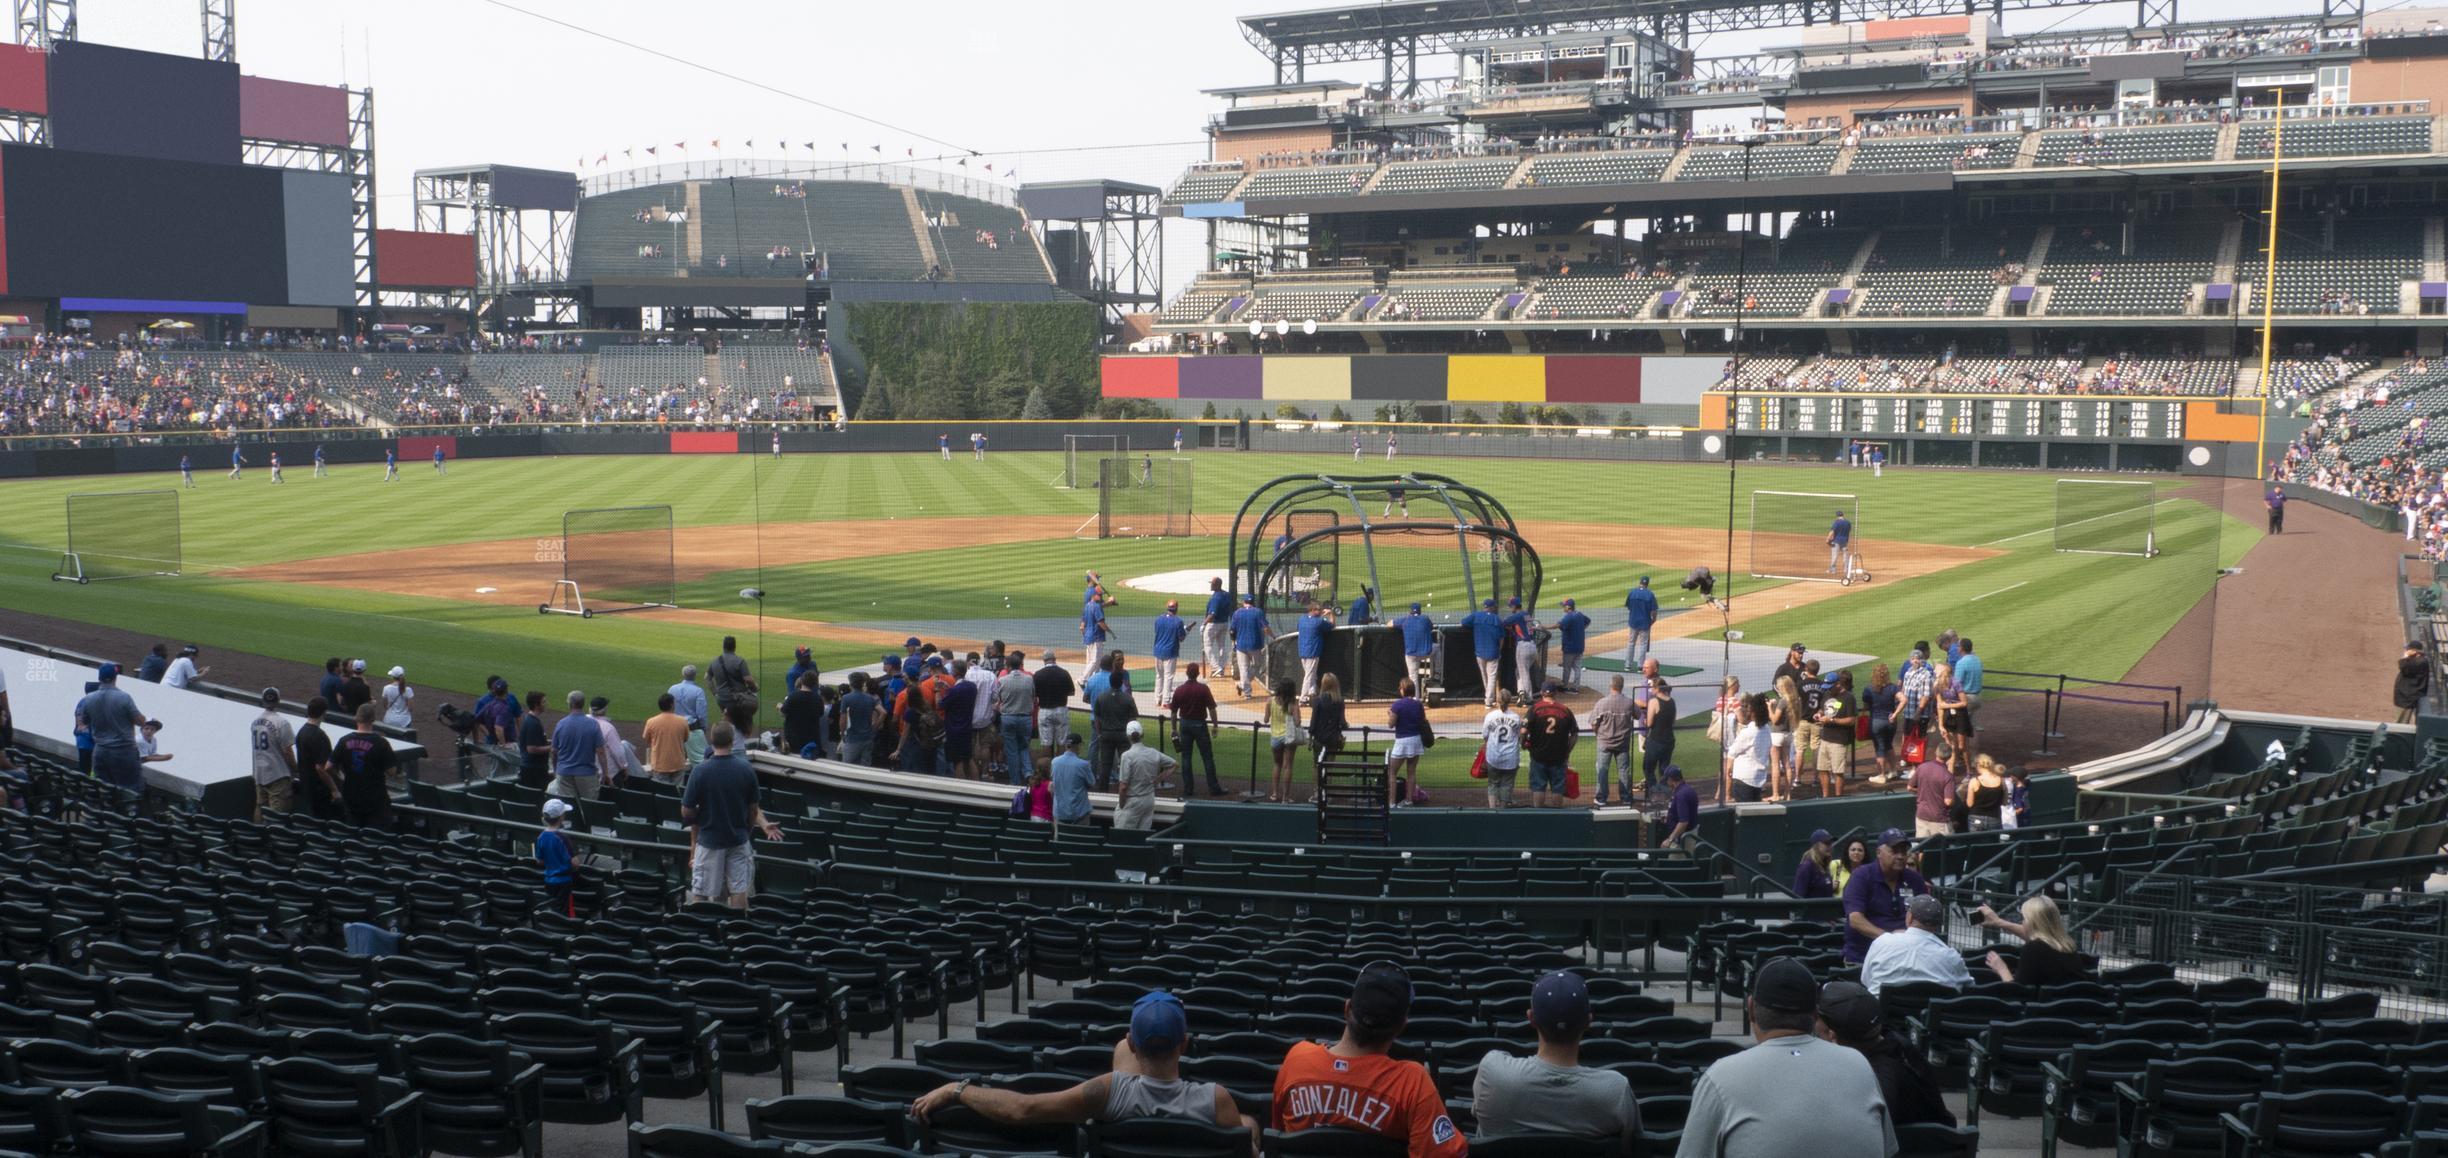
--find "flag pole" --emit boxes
[2255,88,2285,482]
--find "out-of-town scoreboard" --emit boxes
[1723,393,2191,441]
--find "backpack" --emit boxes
[907,694,944,751]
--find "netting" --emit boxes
[541,505,676,616]
[1057,434,1123,489]
[2055,479,2157,556]
[1748,490,1858,582]
[1263,510,1343,621]
[1095,456,1194,539]
[51,490,180,583]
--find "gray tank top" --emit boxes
[1102,1073,1222,1123]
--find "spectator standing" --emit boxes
[295,698,337,819]
[340,661,372,715]
[1894,648,1933,764]
[644,693,693,784]
[1910,756,1951,838]
[1710,676,1744,804]
[1463,598,1505,707]
[250,687,296,820]
[1151,601,1187,702]
[1384,677,1427,810]
[1841,829,1930,963]
[379,666,415,731]
[1862,664,1902,783]
[2398,641,2431,723]
[317,657,346,703]
[1818,671,1857,798]
[549,690,604,800]
[1859,895,1975,994]
[1954,639,1984,765]
[1481,690,1525,808]
[1725,697,1771,804]
[1680,957,1897,1158]
[1525,682,1578,809]
[142,645,175,685]
[1050,734,1094,824]
[838,673,881,767]
[163,645,207,690]
[668,665,710,733]
[940,662,978,778]
[1590,676,1635,808]
[589,697,631,787]
[1307,672,1348,772]
[1272,963,1466,1158]
[1229,595,1272,699]
[1091,659,1139,790]
[331,703,398,827]
[1169,663,1223,797]
[680,722,784,908]
[1034,650,1076,757]
[993,655,1037,783]
[1266,678,1303,803]
[1933,663,1969,775]
[1792,828,1836,899]
[1472,970,1638,1142]
[1964,755,2008,831]
[1815,981,1954,1129]
[708,636,759,735]
[1554,599,1591,691]
[1113,721,1175,831]
[537,799,579,917]
[910,991,1240,1129]
[516,690,552,789]
[1642,675,1679,799]
[2267,485,2286,533]
[1623,576,1658,669]
[76,662,147,801]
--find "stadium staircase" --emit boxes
[2426,219,2446,283]
[1829,137,1859,175]
[902,189,942,274]
[1313,755,1391,845]
[2217,120,2243,162]
[684,183,706,267]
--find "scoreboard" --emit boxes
[1722,393,2189,441]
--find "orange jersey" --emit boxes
[1272,1041,1467,1158]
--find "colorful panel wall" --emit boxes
[1103,354,1650,404]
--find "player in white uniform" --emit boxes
[269,452,284,485]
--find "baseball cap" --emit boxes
[1541,680,1562,696]
[1789,642,1808,653]
[489,676,508,691]
[590,696,610,710]
[1808,828,1833,846]
[1529,970,1591,1037]
[96,662,119,681]
[387,666,406,679]
[352,659,366,672]
[1409,602,1422,612]
[926,657,946,669]
[1664,764,1684,781]
[542,799,573,820]
[904,636,922,648]
[1126,721,1145,739]
[1482,598,1497,609]
[1507,596,1522,607]
[1561,598,1576,608]
[1751,957,1820,1014]
[1907,895,1947,928]
[1129,991,1188,1055]
[1836,508,1847,516]
[1241,593,1255,603]
[260,687,281,705]
[1818,980,1880,1038]
[180,644,199,656]
[1350,961,1413,1035]
[1638,575,1651,586]
[1879,827,1912,849]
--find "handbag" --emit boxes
[1705,708,1724,743]
[1564,768,1581,799]
[1900,721,1928,765]
[1419,728,1437,750]
[1469,746,1488,779]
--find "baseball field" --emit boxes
[0,446,2259,792]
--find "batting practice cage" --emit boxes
[1053,433,1124,490]
[2054,478,2158,557]
[1749,490,1859,583]
[540,505,678,617]
[1229,473,1541,701]
[50,490,181,583]
[1086,456,1196,539]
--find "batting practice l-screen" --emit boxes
[1093,456,1195,539]
[1749,490,1858,582]
[540,505,677,617]
[51,490,181,583]
[1055,434,1124,490]
[2054,479,2157,557]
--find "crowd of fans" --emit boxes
[2274,355,2448,559]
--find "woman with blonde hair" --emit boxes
[1769,676,1803,802]
[1977,894,2093,986]
[1963,754,2009,831]
[1710,675,1743,804]
[1934,661,1971,775]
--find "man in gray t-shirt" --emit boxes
[1474,970,1639,1142]
[1112,723,1176,832]
[1677,957,1897,1158]
[909,990,1241,1130]
[76,662,150,794]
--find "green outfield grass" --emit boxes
[0,450,2250,790]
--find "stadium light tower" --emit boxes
[14,0,74,50]
[200,0,233,63]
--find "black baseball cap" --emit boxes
[1751,957,1820,1014]
[1529,970,1591,1037]
[1878,827,1911,850]
[1350,961,1413,1035]
[1818,980,1880,1038]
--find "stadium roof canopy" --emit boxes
[1235,0,2304,61]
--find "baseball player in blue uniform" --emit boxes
[1461,598,1504,707]
[432,445,447,474]
[1351,433,1362,461]
[1081,590,1111,674]
[1398,601,1437,689]
[312,445,326,477]
[1555,598,1591,691]
[384,447,398,481]
[1151,601,1187,701]
[268,452,284,485]
[1295,602,1332,702]
[939,433,951,460]
[1228,594,1271,698]
[1502,597,1539,700]
[1171,427,1184,453]
[1346,585,1375,627]
[178,455,194,489]
[227,445,243,480]
[1385,432,1398,461]
[1623,575,1659,668]
[1201,577,1234,677]
[971,432,984,461]
[1829,510,1853,575]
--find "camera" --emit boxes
[1679,566,1716,597]
[434,703,479,738]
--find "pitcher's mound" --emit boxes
[1123,568,1229,596]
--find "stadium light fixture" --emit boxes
[1302,319,1317,335]
[1275,319,1291,336]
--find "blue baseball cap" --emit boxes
[1562,598,1576,608]
[1508,596,1522,607]
[1530,970,1591,1038]
[1409,602,1422,613]
[95,662,119,682]
[1129,991,1187,1055]
[1809,828,1833,845]
[1482,598,1497,609]
[1639,575,1651,586]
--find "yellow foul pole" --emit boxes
[2255,88,2284,480]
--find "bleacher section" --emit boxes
[1520,149,1673,187]
[1241,282,1369,323]
[2032,124,2221,167]
[2039,220,2224,317]
[1681,229,1861,319]
[568,185,694,282]
[1235,165,1376,200]
[1162,166,1247,205]
[1673,143,1840,182]
[2250,217,2423,315]
[1374,280,1510,322]
[1369,157,1520,196]
[1520,274,1665,320]
[798,181,930,282]
[916,191,1051,283]
[2239,116,2433,159]
[1847,132,2022,173]
[1854,226,2030,317]
[1157,280,1246,325]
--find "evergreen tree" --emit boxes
[1020,386,1053,420]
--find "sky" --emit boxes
[61,0,2349,291]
